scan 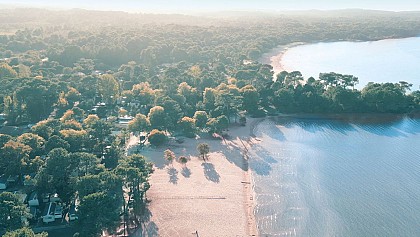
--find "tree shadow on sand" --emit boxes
[181,167,191,178]
[144,222,159,237]
[167,167,178,184]
[134,207,159,237]
[201,163,220,183]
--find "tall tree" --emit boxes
[148,106,167,130]
[128,113,151,134]
[98,74,119,105]
[0,141,31,177]
[0,192,29,232]
[78,192,120,237]
[193,111,208,129]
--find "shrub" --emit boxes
[148,129,167,146]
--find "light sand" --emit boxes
[130,118,261,237]
[259,42,306,79]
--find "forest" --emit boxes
[0,8,420,237]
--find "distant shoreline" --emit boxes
[258,42,306,79]
[259,36,420,84]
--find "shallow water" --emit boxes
[251,117,420,237]
[280,37,420,90]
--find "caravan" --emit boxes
[41,202,56,223]
[28,192,40,206]
[0,175,7,190]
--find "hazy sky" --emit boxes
[1,0,420,12]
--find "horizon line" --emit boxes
[1,4,419,15]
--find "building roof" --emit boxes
[42,202,56,216]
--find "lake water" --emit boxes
[250,116,420,237]
[280,37,420,90]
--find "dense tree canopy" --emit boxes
[0,8,419,236]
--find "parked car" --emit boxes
[68,204,79,221]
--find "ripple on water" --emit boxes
[251,117,420,237]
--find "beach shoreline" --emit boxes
[259,42,305,78]
[130,117,263,237]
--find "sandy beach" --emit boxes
[130,118,261,237]
[259,42,305,79]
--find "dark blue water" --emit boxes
[251,117,420,237]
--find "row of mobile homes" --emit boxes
[41,201,63,223]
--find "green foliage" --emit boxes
[0,192,29,232]
[178,156,189,166]
[116,154,153,205]
[3,227,47,237]
[59,129,87,152]
[128,113,151,133]
[148,129,167,146]
[45,135,70,152]
[178,116,196,138]
[148,106,167,130]
[31,119,62,140]
[0,9,418,237]
[0,141,31,177]
[241,85,259,114]
[0,63,17,79]
[239,113,247,126]
[78,192,120,237]
[197,143,210,160]
[362,82,411,113]
[0,134,13,148]
[164,149,176,164]
[98,74,119,105]
[193,111,208,129]
[36,148,75,203]
[16,133,45,158]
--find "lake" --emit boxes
[250,116,420,237]
[280,37,420,90]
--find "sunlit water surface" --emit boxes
[250,117,420,237]
[281,37,420,90]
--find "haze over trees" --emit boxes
[0,7,419,237]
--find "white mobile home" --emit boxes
[54,204,63,219]
[0,175,7,190]
[28,192,40,206]
[42,202,56,223]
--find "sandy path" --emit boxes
[132,119,261,237]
